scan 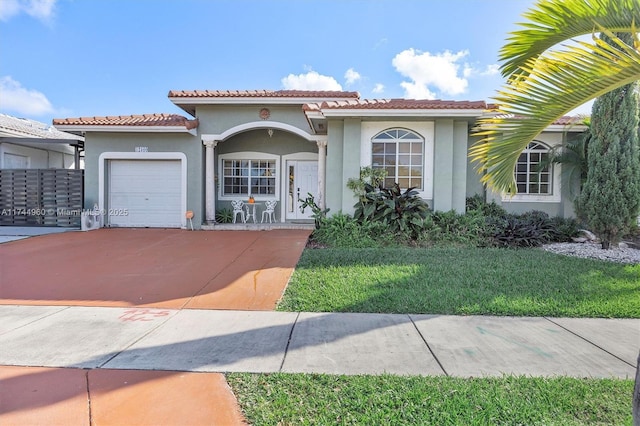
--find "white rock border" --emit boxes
[542,241,640,265]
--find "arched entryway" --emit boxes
[202,121,327,224]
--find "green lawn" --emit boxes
[227,373,634,425]
[277,247,640,318]
[232,247,639,424]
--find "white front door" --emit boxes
[286,160,318,220]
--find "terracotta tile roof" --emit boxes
[0,113,80,140]
[552,115,587,126]
[306,99,487,110]
[53,113,199,130]
[488,113,588,127]
[168,89,360,99]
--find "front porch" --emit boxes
[202,122,327,226]
[201,221,315,231]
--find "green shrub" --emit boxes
[417,210,490,247]
[316,192,581,249]
[489,211,572,248]
[312,212,395,248]
[466,195,508,218]
[549,216,580,242]
[215,208,233,223]
[346,166,388,200]
[353,183,429,239]
[299,193,330,229]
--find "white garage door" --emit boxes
[109,160,182,227]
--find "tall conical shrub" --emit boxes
[576,33,640,249]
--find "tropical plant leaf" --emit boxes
[500,0,640,78]
[363,203,376,218]
[471,27,640,193]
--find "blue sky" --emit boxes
[0,0,591,124]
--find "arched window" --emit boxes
[516,141,552,194]
[371,129,424,189]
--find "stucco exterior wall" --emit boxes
[466,135,485,199]
[215,129,315,156]
[341,118,362,213]
[0,142,75,169]
[432,119,469,213]
[83,132,202,226]
[327,117,462,216]
[452,121,469,213]
[326,120,344,214]
[196,105,312,135]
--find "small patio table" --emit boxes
[244,202,262,224]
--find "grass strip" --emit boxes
[227,373,633,425]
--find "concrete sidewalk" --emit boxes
[1,305,637,377]
[1,305,638,425]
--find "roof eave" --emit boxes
[169,96,359,106]
[319,109,486,118]
[545,124,588,132]
[0,127,80,141]
[54,125,198,135]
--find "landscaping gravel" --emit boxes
[542,241,640,265]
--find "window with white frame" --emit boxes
[3,153,29,168]
[515,141,552,195]
[371,129,424,189]
[222,159,276,196]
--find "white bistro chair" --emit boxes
[231,200,246,223]
[261,200,277,223]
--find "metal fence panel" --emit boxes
[0,169,84,227]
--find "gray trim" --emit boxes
[0,137,83,147]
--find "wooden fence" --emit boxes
[0,169,84,227]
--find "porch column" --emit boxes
[203,138,219,224]
[317,139,327,210]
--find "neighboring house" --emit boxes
[0,114,85,227]
[53,90,586,230]
[0,113,84,169]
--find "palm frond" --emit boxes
[471,30,640,194]
[542,132,590,196]
[501,0,640,78]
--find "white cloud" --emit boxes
[281,70,342,91]
[392,48,470,99]
[0,0,21,20]
[344,68,361,86]
[0,76,54,116]
[373,38,388,50]
[372,83,385,94]
[465,63,500,78]
[399,82,436,100]
[0,0,56,22]
[481,64,500,76]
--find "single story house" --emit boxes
[53,90,586,229]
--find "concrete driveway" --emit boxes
[0,228,311,310]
